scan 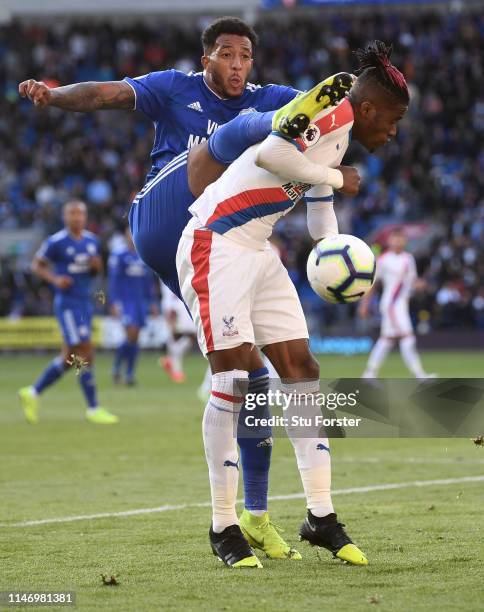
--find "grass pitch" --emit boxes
[1,351,483,611]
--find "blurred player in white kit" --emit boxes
[159,283,196,383]
[359,227,436,378]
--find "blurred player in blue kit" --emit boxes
[18,16,351,558]
[18,201,118,425]
[108,227,158,385]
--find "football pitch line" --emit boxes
[2,475,483,529]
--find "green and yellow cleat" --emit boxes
[335,543,368,566]
[18,386,39,424]
[299,511,368,566]
[210,524,263,568]
[86,407,119,425]
[272,72,356,138]
[240,509,302,560]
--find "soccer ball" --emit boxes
[307,234,376,304]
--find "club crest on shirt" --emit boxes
[301,123,321,147]
[222,315,238,337]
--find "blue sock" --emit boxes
[207,111,275,165]
[79,367,98,409]
[125,341,139,382]
[33,356,67,394]
[113,340,129,375]
[237,367,272,513]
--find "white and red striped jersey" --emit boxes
[187,98,354,250]
[377,250,417,312]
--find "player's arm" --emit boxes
[31,256,72,289]
[306,185,339,243]
[18,79,134,111]
[358,280,380,319]
[255,134,360,195]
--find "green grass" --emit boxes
[1,351,483,611]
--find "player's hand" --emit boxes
[336,165,361,197]
[110,304,121,318]
[54,275,73,290]
[18,79,53,108]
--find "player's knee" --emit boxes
[301,353,320,380]
[285,351,320,380]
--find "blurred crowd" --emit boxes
[0,8,483,330]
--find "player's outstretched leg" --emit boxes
[281,379,367,565]
[362,336,394,378]
[238,367,301,560]
[203,369,262,568]
[272,72,355,138]
[207,110,276,166]
[18,355,68,423]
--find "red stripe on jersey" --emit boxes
[206,186,287,225]
[390,259,410,304]
[295,98,354,151]
[190,229,214,353]
[212,390,244,404]
[387,258,410,332]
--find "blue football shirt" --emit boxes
[124,70,298,172]
[36,229,99,303]
[108,248,155,304]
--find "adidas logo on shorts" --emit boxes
[187,101,203,112]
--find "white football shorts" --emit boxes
[381,300,413,338]
[176,227,308,356]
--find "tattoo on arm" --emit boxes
[50,81,134,112]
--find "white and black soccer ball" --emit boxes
[307,234,376,304]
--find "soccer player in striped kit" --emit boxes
[359,228,436,378]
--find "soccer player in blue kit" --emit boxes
[19,16,352,559]
[18,201,119,425]
[108,227,158,385]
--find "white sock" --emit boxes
[168,336,192,373]
[399,335,425,377]
[203,369,248,533]
[249,509,266,517]
[363,337,394,376]
[283,380,334,518]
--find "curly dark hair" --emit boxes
[355,40,409,104]
[201,17,258,54]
